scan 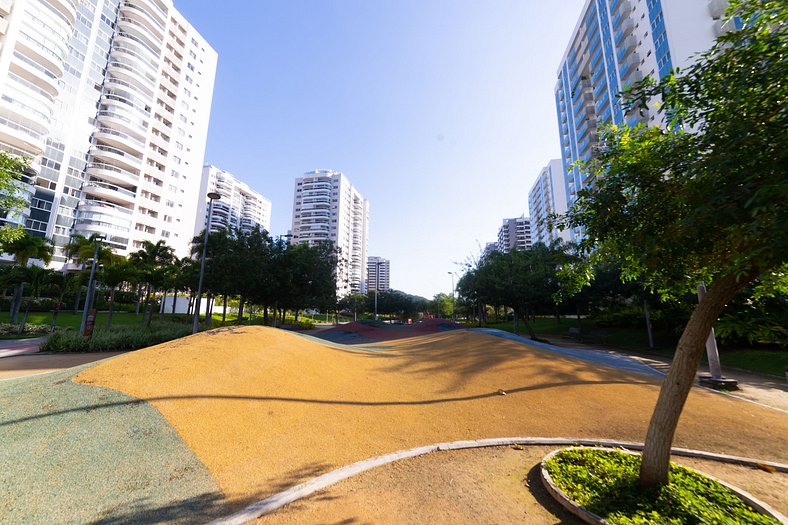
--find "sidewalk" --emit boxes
[0,336,126,380]
[546,334,788,412]
[0,336,46,358]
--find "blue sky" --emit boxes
[176,0,585,299]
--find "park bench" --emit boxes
[567,326,582,339]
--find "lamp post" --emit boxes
[80,234,105,336]
[192,192,221,334]
[373,259,382,320]
[448,271,455,321]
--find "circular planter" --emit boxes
[540,447,787,525]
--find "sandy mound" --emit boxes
[75,326,788,509]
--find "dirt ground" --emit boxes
[255,446,788,524]
[75,326,788,517]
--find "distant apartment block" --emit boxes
[528,159,570,245]
[497,215,531,253]
[291,170,369,296]
[197,165,271,235]
[483,242,499,257]
[0,0,217,262]
[555,0,730,238]
[366,256,390,293]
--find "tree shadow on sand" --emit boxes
[87,491,230,525]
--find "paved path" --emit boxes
[543,333,788,412]
[0,351,126,380]
[0,336,45,358]
[470,328,663,377]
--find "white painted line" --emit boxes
[206,437,788,525]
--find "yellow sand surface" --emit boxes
[255,447,788,524]
[75,326,788,507]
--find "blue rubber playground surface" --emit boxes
[469,328,664,377]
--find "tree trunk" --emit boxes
[135,284,142,314]
[159,290,166,321]
[222,293,227,324]
[263,304,269,325]
[172,291,178,316]
[520,314,538,340]
[147,293,155,326]
[10,282,23,324]
[73,287,81,313]
[639,273,751,486]
[143,284,152,325]
[644,299,654,349]
[18,302,31,334]
[51,302,60,332]
[107,286,116,328]
[237,294,245,323]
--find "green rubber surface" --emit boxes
[0,364,230,524]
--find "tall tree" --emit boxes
[98,255,133,327]
[0,151,32,244]
[0,232,54,322]
[130,240,175,325]
[554,0,788,486]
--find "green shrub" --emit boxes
[41,322,192,353]
[0,323,51,336]
[544,448,779,524]
[0,297,60,312]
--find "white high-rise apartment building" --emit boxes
[528,159,570,246]
[0,0,216,262]
[197,165,271,235]
[497,215,531,253]
[291,170,369,296]
[556,0,730,220]
[366,256,389,293]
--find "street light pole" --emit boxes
[80,235,104,335]
[192,192,221,334]
[373,261,379,320]
[448,271,455,321]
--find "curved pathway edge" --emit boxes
[206,437,788,525]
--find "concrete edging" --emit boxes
[540,447,788,525]
[206,437,788,525]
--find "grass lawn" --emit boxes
[0,310,190,331]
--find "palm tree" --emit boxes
[64,234,113,314]
[170,256,197,316]
[98,255,133,327]
[130,240,174,325]
[0,232,53,323]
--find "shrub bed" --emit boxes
[0,323,51,337]
[543,448,780,524]
[41,322,192,353]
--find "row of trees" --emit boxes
[0,223,340,327]
[456,241,567,338]
[338,289,430,321]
